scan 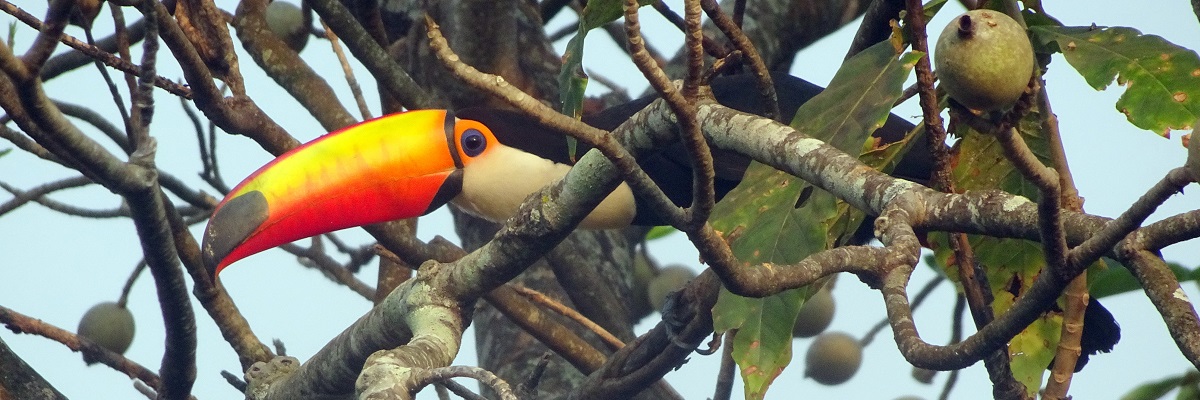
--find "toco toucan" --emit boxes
[199,74,1117,369]
[200,73,926,275]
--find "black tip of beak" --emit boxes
[202,190,269,277]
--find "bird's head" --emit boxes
[200,110,499,276]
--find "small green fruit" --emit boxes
[793,288,835,338]
[804,331,862,385]
[912,366,936,384]
[629,251,656,322]
[77,302,136,365]
[646,265,696,311]
[265,1,309,52]
[934,9,1034,111]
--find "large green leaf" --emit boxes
[1089,259,1195,299]
[1030,25,1200,136]
[710,41,920,399]
[1120,372,1198,400]
[557,0,653,117]
[557,0,653,159]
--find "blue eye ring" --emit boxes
[460,129,487,157]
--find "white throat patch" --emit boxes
[452,145,636,229]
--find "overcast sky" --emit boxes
[2,1,1199,399]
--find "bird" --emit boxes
[198,73,1118,367]
[199,73,926,276]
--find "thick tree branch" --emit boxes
[0,335,67,400]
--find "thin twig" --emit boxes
[861,275,944,346]
[938,295,967,400]
[698,0,777,120]
[83,26,133,136]
[306,0,436,109]
[411,366,515,400]
[0,175,92,216]
[54,100,130,153]
[280,242,376,300]
[118,260,147,307]
[439,379,488,400]
[713,331,736,400]
[623,0,711,229]
[485,285,609,373]
[510,285,625,351]
[320,18,373,120]
[424,15,688,229]
[0,305,178,397]
[650,0,729,58]
[0,179,126,218]
[0,0,191,98]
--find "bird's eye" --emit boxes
[460,129,487,157]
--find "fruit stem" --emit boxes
[956,15,975,39]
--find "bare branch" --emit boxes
[0,305,179,397]
[511,285,625,351]
[409,366,517,400]
[0,175,92,216]
[0,1,190,97]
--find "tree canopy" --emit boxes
[2,1,1199,400]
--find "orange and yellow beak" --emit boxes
[201,110,496,276]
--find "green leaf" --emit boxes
[644,226,677,241]
[557,0,652,159]
[1030,25,1200,136]
[791,46,924,149]
[1009,311,1062,388]
[0,148,10,158]
[1021,8,1064,30]
[922,0,950,20]
[1122,374,1188,400]
[710,41,919,400]
[1176,382,1200,400]
[1089,259,1194,298]
[578,0,653,31]
[557,30,589,119]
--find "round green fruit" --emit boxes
[793,287,835,338]
[265,1,309,52]
[77,301,136,364]
[912,366,936,384]
[646,265,696,311]
[934,9,1034,111]
[804,331,862,385]
[629,251,656,321]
